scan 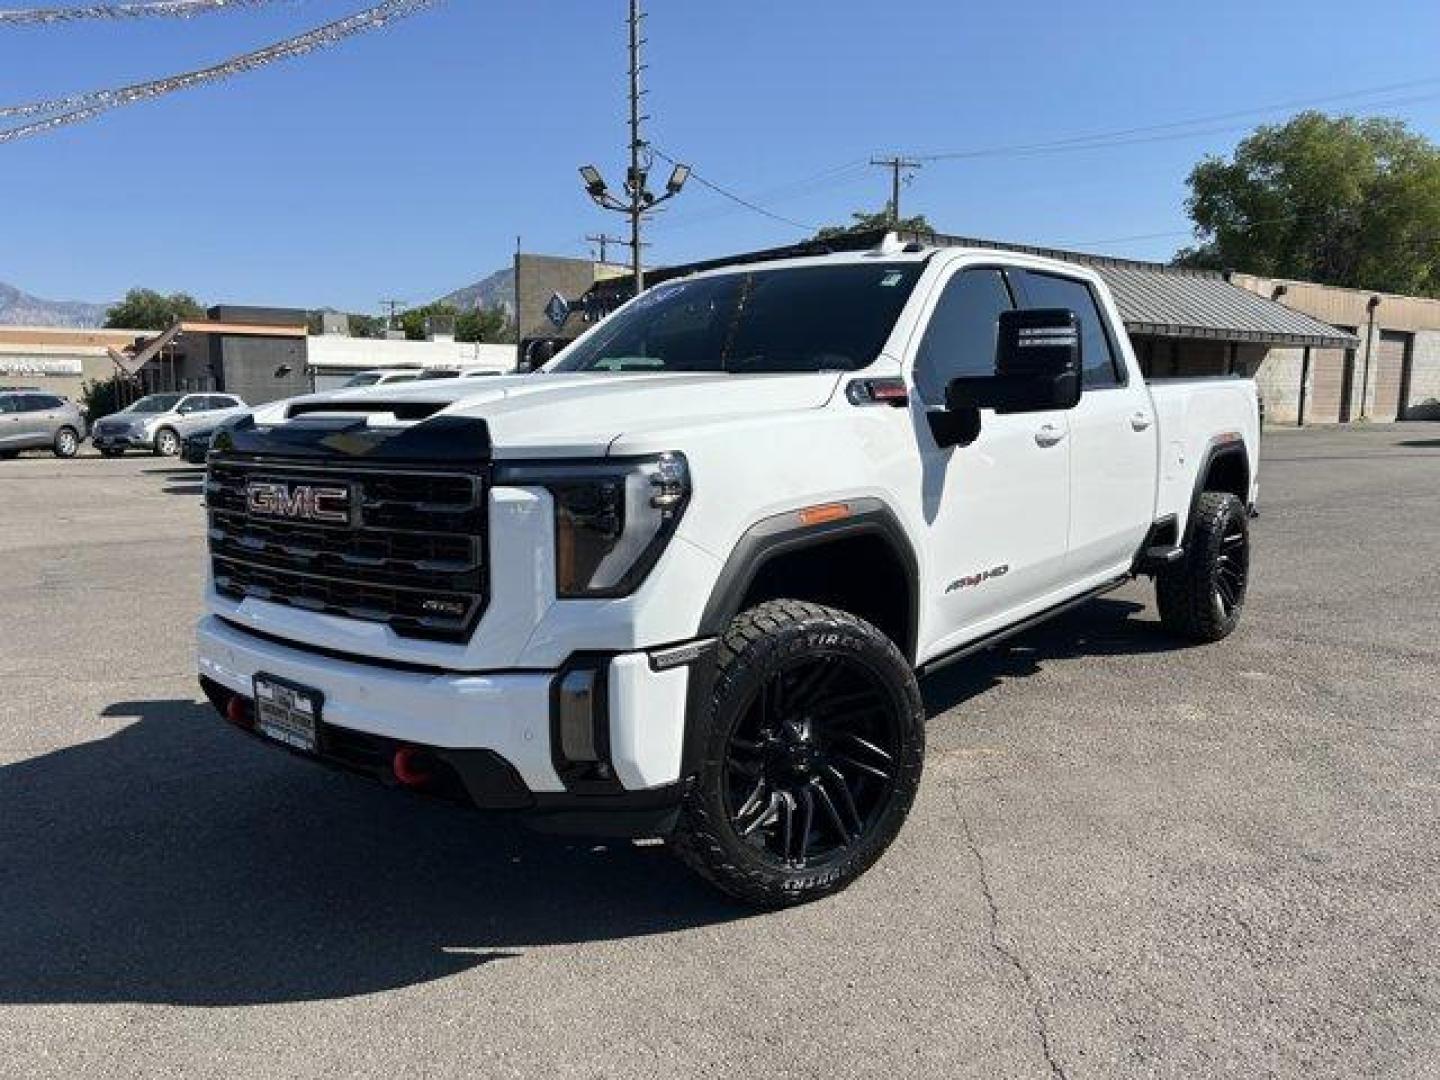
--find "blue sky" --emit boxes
[3,0,1440,313]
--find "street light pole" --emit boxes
[627,0,645,291]
[578,0,689,298]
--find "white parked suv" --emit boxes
[93,392,247,457]
[196,236,1259,905]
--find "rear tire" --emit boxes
[53,427,79,459]
[154,428,180,457]
[1157,491,1250,643]
[670,600,924,907]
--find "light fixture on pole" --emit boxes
[575,0,689,295]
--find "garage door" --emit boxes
[1373,331,1410,422]
[1309,347,1351,423]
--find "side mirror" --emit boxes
[946,308,1082,416]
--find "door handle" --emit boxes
[1130,411,1152,431]
[1034,423,1065,448]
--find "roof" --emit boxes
[935,234,1357,349]
[617,229,1357,350]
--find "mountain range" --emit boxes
[1,266,515,331]
[435,266,515,316]
[0,281,111,328]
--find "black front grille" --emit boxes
[206,458,488,642]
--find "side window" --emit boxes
[38,395,64,410]
[17,395,45,413]
[1014,270,1124,389]
[912,268,1013,406]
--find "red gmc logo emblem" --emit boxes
[246,481,351,525]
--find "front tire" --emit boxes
[53,427,79,459]
[154,428,180,457]
[670,600,924,907]
[1157,491,1250,642]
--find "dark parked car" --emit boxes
[181,424,221,465]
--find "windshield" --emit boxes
[344,374,383,387]
[127,394,184,413]
[552,262,925,375]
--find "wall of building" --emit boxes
[0,327,147,401]
[305,336,514,374]
[218,334,309,406]
[514,254,623,345]
[1233,273,1440,423]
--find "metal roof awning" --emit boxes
[944,235,1357,349]
[611,229,1358,351]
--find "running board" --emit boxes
[918,576,1131,678]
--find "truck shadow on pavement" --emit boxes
[920,597,1173,715]
[0,596,1167,1008]
[0,698,745,1008]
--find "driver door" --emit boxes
[909,265,1073,657]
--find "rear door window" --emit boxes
[1013,270,1125,389]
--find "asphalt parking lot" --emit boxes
[0,424,1436,1079]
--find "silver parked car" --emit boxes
[0,390,88,459]
[92,392,247,457]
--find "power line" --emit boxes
[649,158,869,234]
[916,77,1440,162]
[0,0,442,142]
[0,0,296,26]
[650,146,818,233]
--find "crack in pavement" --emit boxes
[952,784,1069,1080]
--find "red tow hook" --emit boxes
[392,746,434,788]
[226,695,254,728]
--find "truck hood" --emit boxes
[273,372,844,457]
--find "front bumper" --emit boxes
[92,430,151,450]
[197,615,704,835]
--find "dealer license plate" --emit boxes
[253,674,321,754]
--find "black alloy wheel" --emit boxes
[671,599,924,907]
[724,653,901,869]
[1157,490,1250,642]
[1214,522,1248,618]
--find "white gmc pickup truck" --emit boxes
[197,235,1259,906]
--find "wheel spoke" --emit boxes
[796,786,815,863]
[738,792,780,838]
[777,790,797,860]
[832,752,893,783]
[839,732,895,764]
[786,657,842,711]
[813,778,853,843]
[734,778,768,823]
[823,764,865,835]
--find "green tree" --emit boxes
[399,302,514,344]
[104,288,205,330]
[1175,112,1440,295]
[456,306,515,344]
[816,209,935,241]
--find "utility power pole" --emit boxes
[585,233,625,265]
[379,299,406,330]
[870,155,923,226]
[578,0,690,296]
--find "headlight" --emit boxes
[496,453,690,597]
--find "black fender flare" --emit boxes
[677,497,920,783]
[1185,433,1250,542]
[696,496,920,662]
